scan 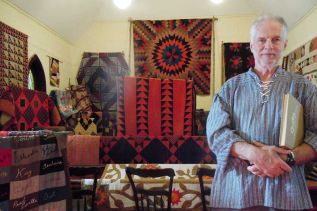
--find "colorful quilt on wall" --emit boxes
[76,52,129,112]
[133,19,212,95]
[99,136,215,164]
[83,164,215,209]
[223,42,254,82]
[117,76,193,136]
[0,132,69,210]
[282,36,317,87]
[0,22,28,95]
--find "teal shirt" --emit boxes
[207,67,317,210]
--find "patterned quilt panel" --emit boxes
[0,22,28,95]
[133,19,212,95]
[77,52,129,112]
[223,42,254,82]
[99,136,215,164]
[117,76,193,136]
[0,132,69,210]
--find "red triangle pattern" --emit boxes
[136,77,149,135]
[116,77,126,135]
[184,80,193,135]
[161,79,173,136]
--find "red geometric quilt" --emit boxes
[0,86,60,131]
[117,76,193,136]
[133,19,212,95]
[99,136,215,164]
[0,22,28,95]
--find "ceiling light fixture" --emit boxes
[210,0,223,4]
[113,0,132,10]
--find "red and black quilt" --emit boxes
[133,19,212,95]
[117,76,193,136]
[99,136,215,164]
[223,42,254,82]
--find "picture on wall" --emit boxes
[282,36,317,87]
[49,57,60,87]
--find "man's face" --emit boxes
[250,20,288,71]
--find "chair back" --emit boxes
[197,167,215,211]
[68,165,105,211]
[126,167,175,211]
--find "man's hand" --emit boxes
[246,141,292,177]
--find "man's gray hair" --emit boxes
[250,14,288,41]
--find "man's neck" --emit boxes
[253,65,278,82]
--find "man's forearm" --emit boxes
[230,141,257,161]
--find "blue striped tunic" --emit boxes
[207,67,317,210]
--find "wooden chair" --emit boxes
[196,167,216,211]
[126,167,175,211]
[68,165,105,211]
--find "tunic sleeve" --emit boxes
[206,89,245,170]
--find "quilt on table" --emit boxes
[0,86,61,131]
[133,19,212,95]
[99,136,214,164]
[77,52,129,112]
[223,42,254,82]
[117,76,193,136]
[0,133,69,210]
[82,164,215,209]
[0,21,28,95]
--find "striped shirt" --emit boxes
[207,67,317,210]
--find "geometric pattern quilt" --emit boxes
[69,85,93,112]
[133,19,212,95]
[65,111,116,136]
[282,36,317,87]
[223,42,254,82]
[0,133,68,210]
[99,136,215,164]
[77,52,129,111]
[117,76,193,136]
[0,86,61,131]
[0,21,28,95]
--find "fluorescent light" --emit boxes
[113,0,132,9]
[210,0,223,4]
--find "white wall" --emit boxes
[0,0,77,93]
[286,6,317,54]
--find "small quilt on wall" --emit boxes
[133,19,212,95]
[49,57,60,87]
[77,52,129,112]
[0,22,28,95]
[282,36,317,87]
[223,42,254,82]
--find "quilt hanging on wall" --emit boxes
[77,52,129,112]
[222,42,254,82]
[0,21,28,94]
[282,36,317,87]
[49,57,60,87]
[133,19,212,95]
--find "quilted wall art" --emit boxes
[222,42,254,82]
[133,19,212,95]
[0,21,28,95]
[282,36,317,87]
[77,52,129,112]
